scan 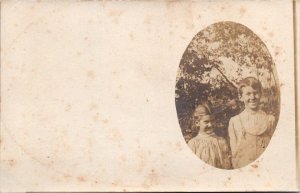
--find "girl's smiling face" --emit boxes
[240,86,261,111]
[194,115,214,135]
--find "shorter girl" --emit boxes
[188,103,232,169]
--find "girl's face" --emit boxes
[194,115,213,135]
[240,86,261,111]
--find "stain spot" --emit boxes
[268,31,274,37]
[112,70,118,75]
[120,154,127,162]
[129,32,135,40]
[274,46,282,56]
[136,149,147,172]
[64,174,71,179]
[180,35,187,40]
[251,164,258,168]
[87,70,96,79]
[224,176,231,186]
[165,0,173,8]
[108,9,124,17]
[108,9,124,23]
[77,176,86,182]
[142,169,159,188]
[89,103,98,111]
[109,128,123,141]
[39,116,49,122]
[102,118,109,124]
[64,104,71,112]
[8,159,16,167]
[112,178,122,186]
[240,6,246,16]
[186,23,194,30]
[144,16,152,25]
[93,112,100,122]
[175,141,183,151]
[264,182,271,187]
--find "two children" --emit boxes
[188,77,275,169]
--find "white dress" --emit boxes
[228,109,276,169]
[188,133,232,169]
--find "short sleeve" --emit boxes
[187,139,196,153]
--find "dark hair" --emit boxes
[238,77,262,96]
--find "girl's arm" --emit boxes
[228,119,237,156]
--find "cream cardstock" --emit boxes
[0,0,299,191]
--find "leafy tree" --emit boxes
[175,21,280,142]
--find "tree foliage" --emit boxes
[175,21,280,142]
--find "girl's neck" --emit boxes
[197,131,215,137]
[244,108,260,115]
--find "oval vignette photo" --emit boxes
[175,21,280,169]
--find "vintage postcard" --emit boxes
[1,0,299,191]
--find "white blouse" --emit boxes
[188,132,232,169]
[228,109,276,169]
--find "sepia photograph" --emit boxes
[1,0,298,191]
[175,21,280,169]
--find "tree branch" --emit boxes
[212,63,238,89]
